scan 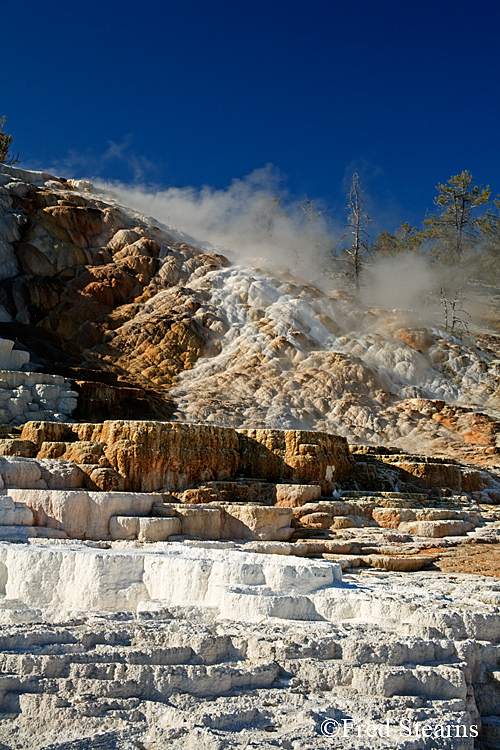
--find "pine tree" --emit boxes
[0,117,18,165]
[476,196,500,282]
[424,171,490,259]
[372,222,424,256]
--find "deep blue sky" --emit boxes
[2,0,499,234]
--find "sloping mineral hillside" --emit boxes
[0,163,499,468]
[2,163,500,750]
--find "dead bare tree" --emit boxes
[300,195,325,225]
[345,173,371,291]
[439,287,471,337]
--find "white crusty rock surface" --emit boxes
[0,340,77,426]
[0,540,499,748]
[0,541,341,614]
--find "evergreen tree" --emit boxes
[372,222,424,256]
[0,117,18,165]
[424,171,490,259]
[477,196,500,282]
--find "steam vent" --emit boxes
[1,163,500,749]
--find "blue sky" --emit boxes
[2,0,499,236]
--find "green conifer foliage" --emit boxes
[424,171,490,259]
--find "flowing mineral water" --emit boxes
[168,263,497,440]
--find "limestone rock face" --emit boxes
[238,429,352,485]
[363,554,437,571]
[82,465,125,491]
[7,489,158,539]
[0,495,33,526]
[0,439,38,457]
[0,456,46,488]
[398,519,475,538]
[174,506,222,539]
[172,480,276,505]
[274,483,322,507]
[21,420,351,492]
[137,516,181,542]
[0,337,29,369]
[98,421,241,491]
[386,457,462,490]
[300,511,334,529]
[0,341,77,425]
[371,507,402,529]
[218,505,294,541]
[0,455,91,490]
[108,505,294,542]
[349,445,498,497]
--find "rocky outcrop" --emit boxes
[4,488,158,539]
[0,164,232,420]
[238,428,352,485]
[0,336,77,425]
[0,420,497,555]
[18,420,351,492]
[0,369,77,425]
[110,504,294,542]
[349,444,500,500]
[292,496,481,539]
[0,337,29,370]
[41,366,174,422]
[0,486,296,542]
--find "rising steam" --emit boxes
[95,165,336,274]
[90,165,496,333]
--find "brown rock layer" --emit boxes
[0,173,232,422]
[238,429,352,486]
[20,420,351,492]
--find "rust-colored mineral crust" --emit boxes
[20,420,352,492]
[237,428,352,485]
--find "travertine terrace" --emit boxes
[1,164,500,748]
[0,419,499,748]
[1,541,500,749]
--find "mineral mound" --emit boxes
[1,164,500,749]
[0,163,499,466]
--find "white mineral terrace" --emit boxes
[0,338,77,425]
[1,540,500,749]
[0,540,499,637]
[0,540,500,642]
[0,541,341,618]
[169,264,500,434]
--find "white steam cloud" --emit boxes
[91,165,491,332]
[365,254,438,310]
[96,165,337,276]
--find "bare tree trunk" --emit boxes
[346,174,370,292]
